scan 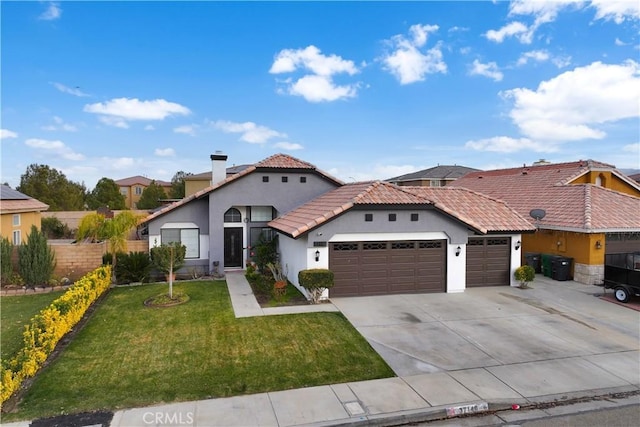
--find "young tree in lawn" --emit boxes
[17,164,87,211]
[76,211,145,283]
[150,242,186,299]
[136,181,167,209]
[18,225,56,287]
[169,171,193,199]
[87,177,126,210]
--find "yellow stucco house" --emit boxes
[453,160,640,286]
[0,185,49,244]
[114,176,172,209]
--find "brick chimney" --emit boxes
[211,151,228,185]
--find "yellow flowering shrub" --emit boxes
[0,266,111,404]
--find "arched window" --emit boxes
[224,208,242,222]
[595,173,606,187]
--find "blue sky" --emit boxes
[1,1,639,190]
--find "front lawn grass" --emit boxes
[7,281,393,420]
[1,290,65,360]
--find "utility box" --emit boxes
[524,253,541,274]
[551,256,573,281]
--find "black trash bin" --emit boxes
[551,256,573,281]
[524,253,541,273]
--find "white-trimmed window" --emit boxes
[135,186,143,195]
[120,187,128,195]
[12,214,20,226]
[250,206,274,222]
[224,208,242,223]
[430,180,442,187]
[160,224,200,259]
[13,230,21,245]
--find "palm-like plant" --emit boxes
[76,211,146,283]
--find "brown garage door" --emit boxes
[605,233,640,254]
[466,237,510,287]
[329,240,446,297]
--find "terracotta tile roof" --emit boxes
[404,187,535,234]
[142,154,342,224]
[387,165,480,182]
[269,181,534,238]
[0,185,49,213]
[114,175,171,187]
[452,160,640,232]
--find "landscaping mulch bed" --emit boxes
[30,410,113,427]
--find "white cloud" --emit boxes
[1,129,18,139]
[84,97,190,127]
[99,115,129,129]
[173,125,197,136]
[25,138,85,161]
[273,141,303,151]
[327,164,421,182]
[154,148,176,157]
[622,142,640,153]
[144,125,155,131]
[99,157,135,170]
[516,50,550,66]
[269,45,360,102]
[270,45,358,76]
[465,136,558,153]
[551,55,572,68]
[42,116,78,132]
[615,38,628,46]
[485,21,533,44]
[51,82,89,97]
[591,0,640,23]
[381,24,446,85]
[288,75,358,102]
[212,120,285,144]
[38,2,61,21]
[469,59,503,81]
[502,60,640,141]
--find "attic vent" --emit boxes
[478,176,483,179]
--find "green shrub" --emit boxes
[0,266,112,404]
[17,225,56,287]
[102,252,113,266]
[41,217,73,239]
[298,269,334,304]
[515,265,536,288]
[1,237,13,286]
[115,252,151,284]
[254,234,277,273]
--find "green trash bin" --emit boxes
[541,254,553,277]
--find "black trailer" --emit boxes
[603,252,640,303]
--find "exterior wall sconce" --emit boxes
[315,250,320,261]
[243,217,249,223]
[595,240,602,249]
[515,240,521,250]
[455,246,461,257]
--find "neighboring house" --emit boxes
[142,153,534,298]
[115,176,172,209]
[0,185,49,244]
[452,160,640,285]
[184,158,251,197]
[387,165,480,187]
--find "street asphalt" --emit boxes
[3,272,638,427]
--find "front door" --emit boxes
[224,227,243,268]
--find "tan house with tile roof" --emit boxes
[115,176,172,209]
[0,185,49,244]
[387,165,481,187]
[452,160,640,285]
[142,153,534,298]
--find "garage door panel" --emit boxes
[466,237,510,287]
[330,240,446,297]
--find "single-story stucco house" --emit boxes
[142,153,535,298]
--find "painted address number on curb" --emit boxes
[446,402,489,417]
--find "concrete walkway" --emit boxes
[225,270,339,317]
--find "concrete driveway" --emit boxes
[331,276,639,400]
